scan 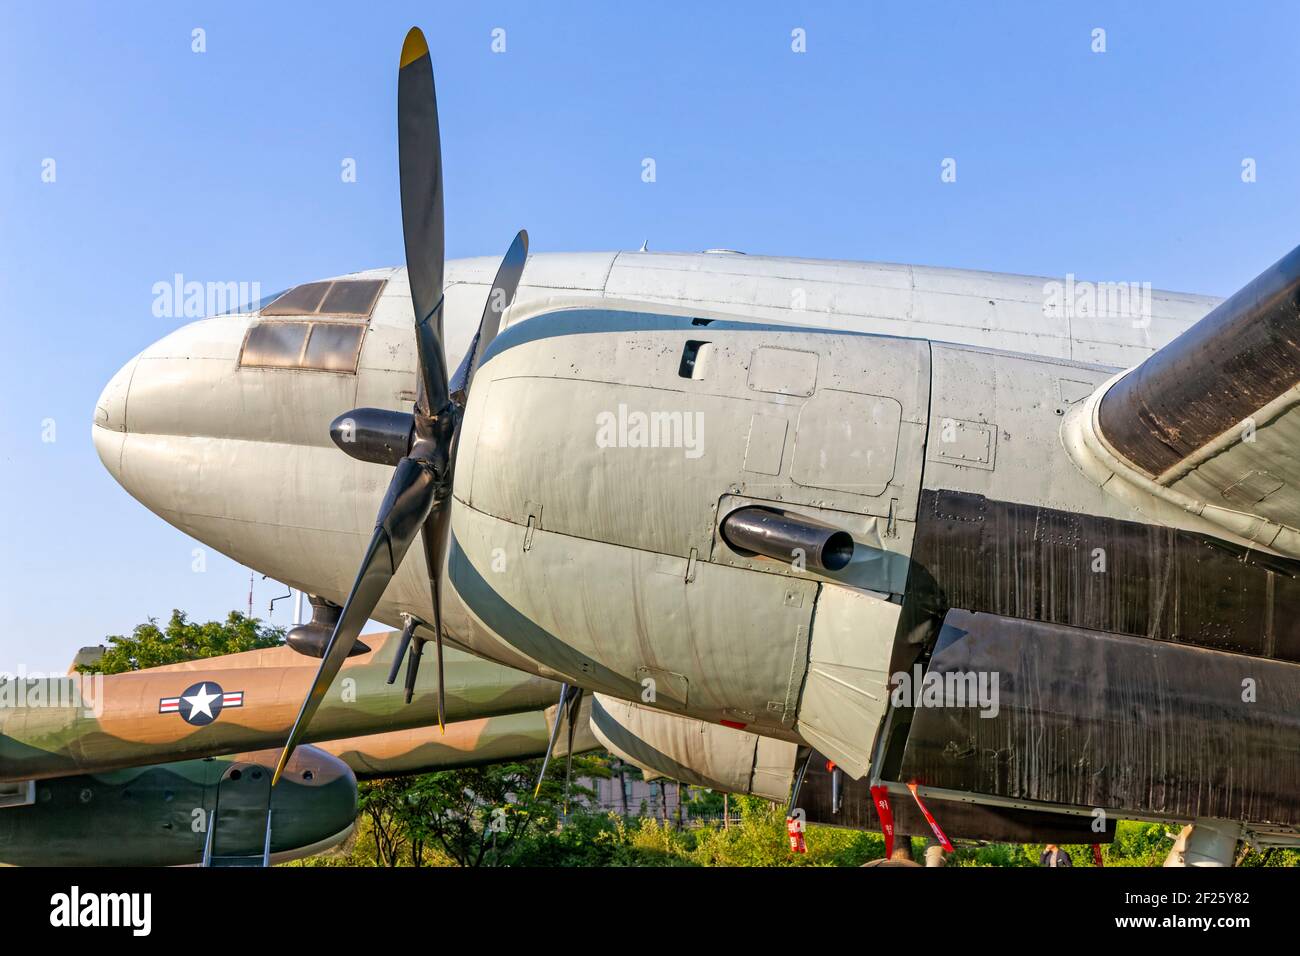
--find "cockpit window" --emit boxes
[241,322,310,368]
[240,321,366,373]
[261,278,386,318]
[302,323,366,372]
[213,288,287,317]
[262,282,329,315]
[320,280,385,316]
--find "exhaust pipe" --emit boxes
[287,595,370,659]
[720,507,855,573]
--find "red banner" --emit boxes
[869,785,896,858]
[906,782,954,852]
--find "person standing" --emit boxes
[1040,844,1073,867]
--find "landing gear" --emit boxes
[923,838,947,867]
[1163,819,1245,867]
[386,613,445,726]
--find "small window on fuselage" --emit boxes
[261,278,386,318]
[240,320,366,373]
[302,323,366,372]
[241,321,310,368]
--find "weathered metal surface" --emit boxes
[589,695,796,803]
[795,754,1117,844]
[90,256,1196,693]
[599,251,1216,367]
[455,309,930,554]
[451,500,814,735]
[719,506,855,572]
[795,585,897,778]
[89,250,1272,829]
[898,610,1300,824]
[904,489,1300,663]
[1099,242,1300,477]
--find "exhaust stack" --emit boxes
[720,507,855,573]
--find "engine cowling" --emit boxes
[450,304,928,777]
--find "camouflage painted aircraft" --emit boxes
[0,633,557,781]
[0,745,355,867]
[0,633,596,866]
[80,25,1300,866]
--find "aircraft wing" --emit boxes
[1065,243,1300,558]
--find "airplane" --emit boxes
[81,25,1300,867]
[0,624,1108,865]
[0,633,558,781]
[0,622,1026,866]
[0,632,600,866]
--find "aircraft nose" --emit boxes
[92,355,138,480]
[94,355,137,433]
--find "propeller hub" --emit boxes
[329,408,415,466]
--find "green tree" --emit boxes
[346,754,610,867]
[358,778,416,867]
[77,609,284,674]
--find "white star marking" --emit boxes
[183,684,220,720]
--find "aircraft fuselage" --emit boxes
[92,250,1300,829]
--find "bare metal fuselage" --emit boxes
[95,250,1299,832]
[93,249,1217,652]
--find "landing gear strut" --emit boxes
[1163,819,1244,867]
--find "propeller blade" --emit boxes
[289,28,458,786]
[398,26,449,415]
[417,493,452,731]
[449,229,529,403]
[272,456,437,785]
[562,687,584,815]
[434,616,446,733]
[534,683,571,797]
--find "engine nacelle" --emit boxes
[589,694,797,802]
[450,304,927,776]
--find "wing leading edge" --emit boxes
[1066,242,1300,558]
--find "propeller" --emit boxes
[272,27,529,785]
[561,686,585,815]
[385,231,529,729]
[533,684,585,815]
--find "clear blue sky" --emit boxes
[2,1,1298,672]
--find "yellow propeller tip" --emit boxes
[271,748,293,788]
[400,28,428,68]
